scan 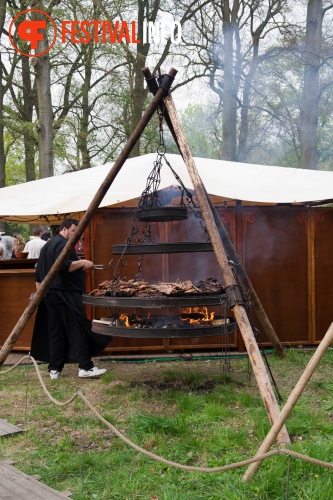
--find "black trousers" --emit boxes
[44,292,94,371]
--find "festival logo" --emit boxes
[9,9,182,57]
[9,9,57,57]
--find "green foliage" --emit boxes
[4,222,30,241]
[178,104,222,159]
[4,132,27,186]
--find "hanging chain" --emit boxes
[219,296,231,373]
[108,216,153,283]
[138,112,165,212]
[155,111,209,240]
[163,155,209,239]
[108,110,211,285]
[107,114,167,284]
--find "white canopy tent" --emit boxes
[0,153,332,223]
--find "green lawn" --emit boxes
[0,348,332,499]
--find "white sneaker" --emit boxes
[78,366,107,378]
[49,370,62,380]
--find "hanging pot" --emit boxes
[136,207,188,222]
[112,242,213,254]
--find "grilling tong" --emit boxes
[93,264,108,270]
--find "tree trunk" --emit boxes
[237,43,259,162]
[299,0,322,170]
[222,10,237,161]
[129,0,151,157]
[22,56,36,181]
[0,0,7,191]
[78,45,92,170]
[32,5,53,178]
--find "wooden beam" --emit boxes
[243,322,333,481]
[0,68,178,366]
[163,92,290,446]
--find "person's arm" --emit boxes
[68,259,94,272]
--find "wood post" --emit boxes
[0,68,177,367]
[163,92,290,446]
[243,322,333,481]
[142,67,284,357]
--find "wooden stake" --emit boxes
[142,67,285,357]
[163,93,290,445]
[243,322,333,481]
[0,68,178,366]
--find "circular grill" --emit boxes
[91,317,238,339]
[83,293,225,309]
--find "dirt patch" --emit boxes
[131,378,217,393]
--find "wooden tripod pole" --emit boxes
[163,93,290,445]
[142,67,284,357]
[0,67,177,367]
[243,322,333,481]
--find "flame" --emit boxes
[201,306,215,322]
[119,313,130,327]
[181,307,215,324]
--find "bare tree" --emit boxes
[207,1,289,161]
[31,0,56,177]
[0,0,7,189]
[299,0,333,169]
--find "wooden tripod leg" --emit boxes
[142,67,284,358]
[163,92,290,446]
[243,322,333,481]
[0,68,178,366]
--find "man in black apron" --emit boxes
[33,217,110,379]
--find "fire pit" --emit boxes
[83,277,238,339]
[90,314,237,339]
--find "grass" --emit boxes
[0,349,333,499]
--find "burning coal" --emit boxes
[94,307,230,330]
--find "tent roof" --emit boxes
[1,153,333,223]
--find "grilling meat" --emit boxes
[89,277,224,297]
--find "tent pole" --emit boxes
[163,91,290,446]
[0,67,177,367]
[243,322,333,481]
[142,67,284,358]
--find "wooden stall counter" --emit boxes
[0,259,38,350]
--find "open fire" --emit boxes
[88,277,235,337]
[93,307,230,330]
[181,306,215,324]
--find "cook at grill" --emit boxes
[32,218,110,380]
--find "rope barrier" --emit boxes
[1,356,333,474]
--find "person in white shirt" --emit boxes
[24,227,46,258]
